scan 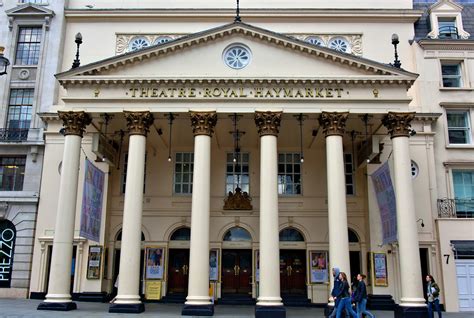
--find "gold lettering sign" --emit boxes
[124,86,349,99]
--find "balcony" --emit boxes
[437,198,474,218]
[0,129,29,142]
[438,26,459,39]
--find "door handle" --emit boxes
[234,265,238,276]
[182,265,188,275]
[288,266,293,276]
[237,265,240,275]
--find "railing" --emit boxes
[438,26,459,39]
[437,198,474,218]
[0,129,29,142]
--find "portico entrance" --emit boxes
[280,250,306,295]
[221,249,252,294]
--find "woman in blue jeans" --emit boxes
[426,274,442,318]
[335,272,358,318]
[354,274,375,318]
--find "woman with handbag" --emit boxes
[426,274,442,318]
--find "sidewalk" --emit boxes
[0,299,472,318]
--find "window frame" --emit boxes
[451,169,474,218]
[14,26,43,66]
[7,88,34,131]
[277,152,302,196]
[120,152,147,194]
[344,152,355,196]
[440,60,464,88]
[0,156,27,191]
[225,152,250,195]
[173,152,194,195]
[446,109,472,146]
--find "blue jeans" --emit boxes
[357,298,375,318]
[428,299,442,318]
[336,297,358,318]
[328,298,341,318]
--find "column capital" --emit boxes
[124,111,154,136]
[382,112,415,139]
[58,111,92,138]
[318,111,349,137]
[254,111,282,137]
[190,111,217,136]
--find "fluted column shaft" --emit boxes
[114,111,154,305]
[185,112,217,306]
[383,112,425,308]
[255,111,283,307]
[44,111,91,304]
[319,112,351,292]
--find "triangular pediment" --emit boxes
[429,0,463,13]
[57,22,417,87]
[6,4,55,17]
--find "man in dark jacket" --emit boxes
[329,267,342,318]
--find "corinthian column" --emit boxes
[318,112,351,297]
[38,111,91,311]
[382,112,426,318]
[254,111,285,318]
[109,111,154,314]
[182,111,217,317]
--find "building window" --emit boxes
[447,110,471,144]
[121,153,146,194]
[18,0,47,3]
[278,153,301,195]
[15,27,42,65]
[0,156,26,191]
[226,152,249,194]
[344,153,355,195]
[174,152,193,194]
[441,62,462,88]
[7,89,33,141]
[438,17,458,39]
[452,170,474,218]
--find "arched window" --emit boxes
[348,228,359,243]
[279,228,305,242]
[116,230,145,241]
[170,227,191,241]
[223,227,252,242]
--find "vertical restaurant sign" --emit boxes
[371,161,398,244]
[0,220,16,288]
[80,159,105,242]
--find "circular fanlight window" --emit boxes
[329,37,350,53]
[223,44,251,69]
[128,37,150,52]
[305,36,325,47]
[411,160,419,179]
[154,36,172,45]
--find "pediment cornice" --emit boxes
[429,0,463,13]
[6,3,55,17]
[57,22,417,88]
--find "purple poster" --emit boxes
[371,162,397,244]
[80,159,105,242]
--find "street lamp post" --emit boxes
[0,46,10,76]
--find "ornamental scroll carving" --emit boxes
[223,187,253,210]
[190,112,217,136]
[318,112,349,137]
[382,112,415,139]
[124,111,154,136]
[58,111,92,138]
[254,111,282,137]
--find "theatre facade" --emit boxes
[28,6,438,317]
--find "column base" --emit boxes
[182,304,214,316]
[394,305,427,318]
[255,305,286,318]
[109,303,145,313]
[37,301,77,311]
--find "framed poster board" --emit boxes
[209,249,219,281]
[87,245,103,279]
[145,247,164,279]
[309,251,328,283]
[371,252,388,286]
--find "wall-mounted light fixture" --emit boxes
[0,46,10,76]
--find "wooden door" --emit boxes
[280,250,306,295]
[167,249,189,294]
[222,250,252,294]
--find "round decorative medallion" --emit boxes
[305,36,325,46]
[18,69,30,80]
[329,37,350,53]
[223,44,251,69]
[411,160,419,179]
[128,37,150,52]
